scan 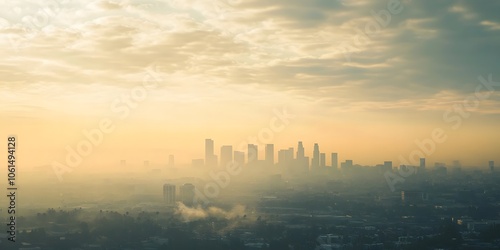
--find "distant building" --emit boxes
[490,161,495,172]
[278,149,287,165]
[331,153,338,169]
[248,144,258,164]
[297,141,305,159]
[205,139,217,167]
[320,153,326,168]
[420,158,426,169]
[163,184,176,205]
[220,145,233,168]
[265,144,274,165]
[311,143,320,170]
[120,160,126,167]
[144,160,150,168]
[180,183,195,206]
[341,160,353,169]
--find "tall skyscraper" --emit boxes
[311,143,320,170]
[297,141,304,159]
[163,184,176,205]
[205,139,214,159]
[331,153,338,168]
[248,144,258,164]
[265,144,274,165]
[234,151,245,167]
[278,149,287,165]
[220,145,233,168]
[180,183,195,206]
[320,153,326,168]
[490,161,495,172]
[205,139,217,167]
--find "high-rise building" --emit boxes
[163,184,176,205]
[120,160,126,167]
[297,141,304,159]
[287,147,294,162]
[265,144,274,165]
[331,153,338,168]
[220,145,233,168]
[311,143,320,170]
[144,160,150,168]
[205,139,217,167]
[248,144,258,164]
[341,160,353,169]
[490,161,495,172]
[205,139,214,159]
[180,183,195,206]
[234,151,245,167]
[320,153,326,168]
[278,149,287,165]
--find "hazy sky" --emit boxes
[1,0,500,169]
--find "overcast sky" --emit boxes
[1,0,499,168]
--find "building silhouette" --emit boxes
[205,139,217,167]
[297,141,304,159]
[180,183,195,206]
[331,153,338,168]
[320,153,326,168]
[248,144,258,164]
[265,144,274,165]
[490,161,495,172]
[420,158,426,169]
[311,143,320,170]
[163,184,176,205]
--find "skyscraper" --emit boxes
[205,139,217,167]
[248,144,258,164]
[220,145,233,168]
[265,144,274,165]
[297,141,304,159]
[320,153,326,168]
[331,153,338,168]
[180,183,195,206]
[490,161,495,172]
[163,184,176,205]
[311,143,320,170]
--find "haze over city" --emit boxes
[2,0,500,249]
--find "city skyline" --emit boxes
[116,138,496,170]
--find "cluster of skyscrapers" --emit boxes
[196,139,341,172]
